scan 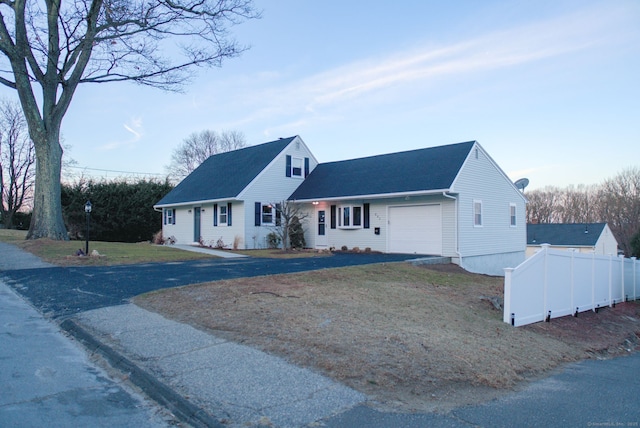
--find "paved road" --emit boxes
[0,282,178,427]
[1,252,415,318]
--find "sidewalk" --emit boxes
[69,304,366,427]
[0,281,177,427]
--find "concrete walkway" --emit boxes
[171,244,248,258]
[70,304,366,427]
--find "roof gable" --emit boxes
[290,141,475,200]
[156,137,296,206]
[527,223,607,247]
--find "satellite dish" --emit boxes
[514,178,529,192]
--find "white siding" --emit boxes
[595,224,619,255]
[451,143,526,273]
[240,136,318,249]
[162,207,195,244]
[303,195,455,254]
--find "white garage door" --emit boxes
[389,204,442,255]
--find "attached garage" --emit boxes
[388,204,442,255]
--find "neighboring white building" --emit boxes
[526,223,619,257]
[155,137,527,276]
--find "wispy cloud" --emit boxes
[228,3,633,128]
[99,117,144,151]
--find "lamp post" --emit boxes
[84,200,92,255]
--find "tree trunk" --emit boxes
[26,132,68,240]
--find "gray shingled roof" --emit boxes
[289,141,475,200]
[156,137,296,206]
[527,223,607,247]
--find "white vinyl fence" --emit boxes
[503,245,639,327]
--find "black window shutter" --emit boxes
[363,203,370,229]
[227,203,232,226]
[172,209,176,225]
[330,205,336,229]
[163,209,167,225]
[304,157,310,177]
[275,203,282,226]
[255,202,261,226]
[213,204,218,226]
[286,155,292,177]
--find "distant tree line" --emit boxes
[62,179,174,243]
[526,167,640,257]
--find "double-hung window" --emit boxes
[509,203,517,227]
[262,205,274,224]
[473,200,483,227]
[219,205,228,225]
[291,157,303,177]
[164,208,175,225]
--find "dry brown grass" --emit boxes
[135,262,640,412]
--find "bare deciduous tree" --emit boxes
[271,200,309,251]
[166,130,246,180]
[525,168,640,256]
[0,100,35,229]
[0,0,258,240]
[596,167,640,256]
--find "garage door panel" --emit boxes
[389,205,442,255]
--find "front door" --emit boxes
[316,208,328,248]
[193,207,201,243]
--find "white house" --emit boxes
[155,136,527,276]
[154,136,318,250]
[289,140,527,276]
[526,223,619,257]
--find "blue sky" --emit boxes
[5,0,640,189]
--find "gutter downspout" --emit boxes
[442,192,462,266]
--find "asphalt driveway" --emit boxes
[1,252,416,318]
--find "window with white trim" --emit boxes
[338,204,363,229]
[510,203,517,227]
[473,200,483,227]
[262,204,274,224]
[219,205,228,225]
[164,208,175,225]
[291,157,303,177]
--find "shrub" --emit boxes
[267,232,281,249]
[152,230,164,244]
[233,235,242,250]
[288,216,306,249]
[341,245,348,251]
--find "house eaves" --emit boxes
[154,197,240,210]
[290,188,453,203]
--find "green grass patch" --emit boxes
[0,229,28,243]
[0,230,214,266]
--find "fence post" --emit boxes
[542,244,550,321]
[608,254,613,307]
[504,268,514,324]
[620,255,625,303]
[633,257,638,301]
[591,252,596,311]
[570,249,576,315]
